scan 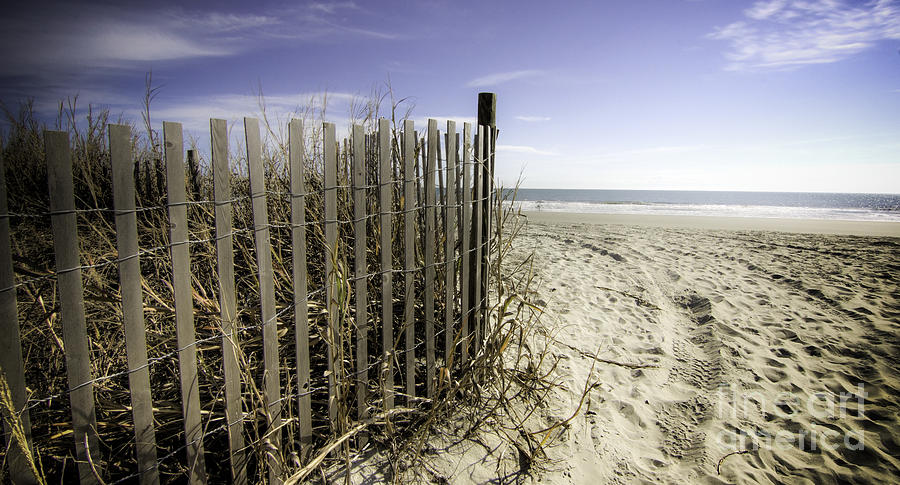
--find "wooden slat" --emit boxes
[455,132,462,272]
[482,128,496,338]
[45,130,100,483]
[459,124,472,364]
[436,134,445,267]
[402,120,417,404]
[244,118,283,484]
[210,119,247,485]
[479,128,489,339]
[415,134,424,235]
[323,122,339,425]
[472,126,484,356]
[162,122,207,484]
[0,144,38,485]
[436,135,445,345]
[288,119,313,457]
[351,124,369,422]
[444,121,457,368]
[109,124,160,485]
[378,119,394,411]
[424,120,437,398]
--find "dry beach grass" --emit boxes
[0,97,558,483]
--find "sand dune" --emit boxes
[494,214,900,484]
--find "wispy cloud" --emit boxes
[709,0,900,70]
[142,91,359,134]
[497,144,557,156]
[515,116,551,122]
[0,1,395,82]
[466,70,543,87]
[410,116,477,129]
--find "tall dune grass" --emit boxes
[0,93,559,483]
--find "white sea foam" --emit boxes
[511,200,900,222]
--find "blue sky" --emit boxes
[1,0,899,193]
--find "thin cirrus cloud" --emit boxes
[466,70,544,87]
[142,91,360,134]
[515,116,551,122]
[0,6,262,75]
[709,0,900,70]
[497,144,557,156]
[0,1,393,78]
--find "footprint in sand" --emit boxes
[654,291,726,466]
[656,396,713,464]
[668,292,724,391]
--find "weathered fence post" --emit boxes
[210,119,247,485]
[402,120,417,404]
[288,119,313,458]
[109,124,160,485]
[0,148,38,485]
[45,130,101,483]
[459,123,472,364]
[424,120,437,398]
[245,118,283,484]
[378,119,395,412]
[163,122,208,484]
[186,149,201,201]
[323,122,339,425]
[478,93,497,338]
[351,124,369,425]
[472,126,484,355]
[443,121,458,370]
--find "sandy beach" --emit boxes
[415,212,900,484]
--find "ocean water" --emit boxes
[507,189,900,222]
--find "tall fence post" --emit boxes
[245,118,283,484]
[459,123,472,364]
[472,126,484,355]
[0,146,38,485]
[210,119,247,485]
[402,120,417,404]
[45,130,101,483]
[323,122,339,426]
[351,124,369,426]
[477,93,497,338]
[163,122,208,484]
[378,119,395,412]
[109,124,160,485]
[288,119,313,459]
[424,120,437,398]
[443,121,458,370]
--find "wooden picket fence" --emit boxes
[0,94,498,484]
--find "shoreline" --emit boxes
[521,210,900,237]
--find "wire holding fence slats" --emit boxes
[1,108,498,484]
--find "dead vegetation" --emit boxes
[0,89,572,484]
